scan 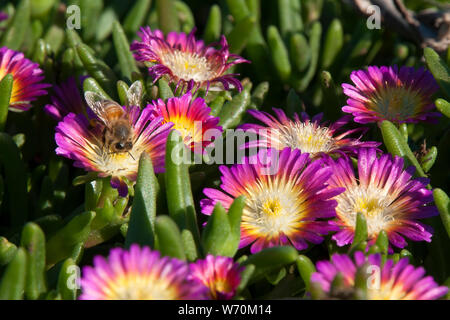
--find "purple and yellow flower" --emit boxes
[44,77,88,121]
[326,148,438,249]
[201,147,344,253]
[310,252,448,300]
[131,27,249,93]
[188,255,243,300]
[79,245,207,300]
[342,66,440,124]
[147,92,222,152]
[55,106,172,197]
[239,109,380,158]
[0,47,49,112]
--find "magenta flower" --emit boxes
[189,255,243,300]
[131,27,249,93]
[0,47,50,112]
[55,106,172,197]
[147,92,222,152]
[44,77,88,121]
[0,12,7,22]
[201,147,344,253]
[342,66,440,124]
[310,252,448,300]
[79,245,207,300]
[240,109,380,158]
[326,148,438,249]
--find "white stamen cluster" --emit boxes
[269,122,336,155]
[161,50,216,82]
[335,185,396,237]
[243,179,305,237]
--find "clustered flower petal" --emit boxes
[0,46,50,112]
[240,108,380,158]
[201,147,344,253]
[311,252,448,300]
[326,148,438,249]
[41,20,446,302]
[147,92,222,152]
[131,27,249,93]
[189,255,243,300]
[79,246,246,300]
[342,65,440,124]
[79,245,207,300]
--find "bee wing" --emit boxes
[85,91,122,126]
[127,81,143,107]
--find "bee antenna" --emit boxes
[128,152,135,160]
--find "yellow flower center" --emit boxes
[209,278,232,299]
[262,199,282,216]
[103,274,180,300]
[355,197,382,219]
[367,284,409,300]
[335,186,396,238]
[242,178,308,238]
[163,116,203,146]
[366,273,413,300]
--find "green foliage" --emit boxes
[0,74,13,131]
[125,153,157,248]
[0,0,448,301]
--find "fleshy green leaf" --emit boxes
[0,74,13,131]
[21,223,47,300]
[424,47,450,99]
[0,248,27,300]
[155,215,186,260]
[125,153,158,248]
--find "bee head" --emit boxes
[114,125,131,140]
[114,141,133,152]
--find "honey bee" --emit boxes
[85,81,143,155]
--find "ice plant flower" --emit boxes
[310,252,448,300]
[326,148,438,249]
[201,147,344,253]
[239,109,380,158]
[55,106,172,197]
[79,245,207,300]
[342,65,440,123]
[44,77,88,121]
[131,27,249,92]
[189,255,243,300]
[147,92,222,152]
[0,47,49,112]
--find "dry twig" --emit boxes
[348,0,450,53]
